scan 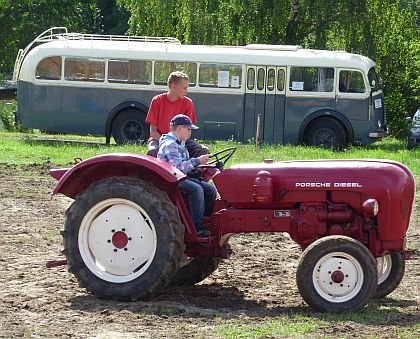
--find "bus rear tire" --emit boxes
[304,118,347,150]
[112,109,148,144]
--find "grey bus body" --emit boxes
[14,28,387,147]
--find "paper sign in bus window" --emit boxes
[218,71,229,87]
[374,99,382,109]
[231,75,240,87]
[292,81,304,91]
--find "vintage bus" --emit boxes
[13,27,387,147]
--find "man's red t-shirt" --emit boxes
[145,93,197,136]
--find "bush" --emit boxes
[0,100,33,133]
[0,100,16,131]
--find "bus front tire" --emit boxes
[112,109,148,144]
[304,118,347,150]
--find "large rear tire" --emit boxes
[171,256,222,286]
[304,118,347,149]
[375,252,405,298]
[62,177,184,300]
[296,236,377,312]
[112,109,148,144]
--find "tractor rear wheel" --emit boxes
[62,177,184,300]
[296,236,377,312]
[375,252,405,298]
[171,256,222,286]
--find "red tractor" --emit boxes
[49,148,415,312]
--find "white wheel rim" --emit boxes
[313,251,364,303]
[377,254,392,285]
[78,198,157,283]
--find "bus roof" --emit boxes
[19,39,375,81]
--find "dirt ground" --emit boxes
[0,163,419,338]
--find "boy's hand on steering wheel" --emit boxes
[197,154,212,165]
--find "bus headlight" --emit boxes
[362,199,379,217]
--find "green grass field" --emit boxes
[0,131,418,176]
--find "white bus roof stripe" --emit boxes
[19,39,375,82]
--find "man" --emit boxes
[146,71,208,158]
[158,114,216,238]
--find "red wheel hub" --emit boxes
[331,270,345,283]
[112,231,128,248]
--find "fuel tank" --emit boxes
[213,159,415,241]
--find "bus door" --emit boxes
[266,67,286,144]
[335,68,370,121]
[244,66,257,142]
[244,66,286,143]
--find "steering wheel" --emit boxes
[199,147,236,170]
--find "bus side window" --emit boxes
[199,63,242,88]
[108,59,152,84]
[35,56,62,80]
[289,67,334,92]
[339,70,365,93]
[277,69,285,91]
[154,61,197,86]
[257,68,265,90]
[247,68,255,90]
[64,58,105,82]
[267,69,275,91]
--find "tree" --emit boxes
[0,0,129,79]
[117,0,418,137]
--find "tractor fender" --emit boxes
[51,153,186,199]
[105,101,149,143]
[299,109,354,143]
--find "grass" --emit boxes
[0,131,418,176]
[215,316,318,338]
[213,309,420,338]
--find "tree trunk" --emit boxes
[285,0,299,45]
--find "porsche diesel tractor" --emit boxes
[49,148,415,312]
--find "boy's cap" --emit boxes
[170,114,199,129]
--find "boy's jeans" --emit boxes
[178,178,216,230]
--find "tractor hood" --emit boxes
[213,159,415,241]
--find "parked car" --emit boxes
[407,108,420,149]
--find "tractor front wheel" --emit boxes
[296,236,377,312]
[375,252,405,298]
[62,177,185,300]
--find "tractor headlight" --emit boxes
[362,199,379,217]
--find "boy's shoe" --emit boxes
[196,229,211,237]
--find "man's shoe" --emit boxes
[196,229,211,237]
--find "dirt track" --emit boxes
[0,163,419,338]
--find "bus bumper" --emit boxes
[369,128,389,138]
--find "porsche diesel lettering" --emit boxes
[295,182,363,188]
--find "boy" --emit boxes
[146,71,208,158]
[157,114,216,237]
